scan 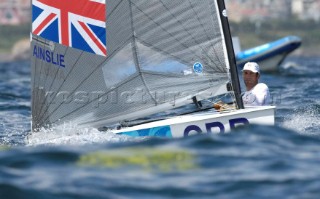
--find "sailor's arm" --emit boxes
[254,83,270,105]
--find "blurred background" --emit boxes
[0,0,29,61]
[226,0,320,56]
[0,0,320,62]
[0,1,320,198]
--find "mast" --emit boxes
[217,0,244,109]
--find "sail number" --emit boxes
[183,118,249,136]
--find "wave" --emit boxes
[1,125,320,198]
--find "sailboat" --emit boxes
[31,0,275,138]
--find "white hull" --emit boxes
[236,36,301,72]
[238,53,287,72]
[255,53,286,72]
[113,106,275,138]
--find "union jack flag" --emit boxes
[32,0,107,56]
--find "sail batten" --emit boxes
[31,0,236,130]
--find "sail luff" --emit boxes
[216,0,244,109]
[33,39,69,126]
[31,37,52,129]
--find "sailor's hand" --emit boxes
[213,101,235,112]
[213,101,224,110]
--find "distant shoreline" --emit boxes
[0,37,319,63]
[1,50,318,64]
[0,38,30,62]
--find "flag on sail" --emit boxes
[32,0,107,56]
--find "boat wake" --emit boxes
[280,61,299,70]
[282,103,320,136]
[26,123,139,147]
[280,56,320,77]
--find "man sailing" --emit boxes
[242,62,271,106]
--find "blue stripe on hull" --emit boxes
[119,126,173,138]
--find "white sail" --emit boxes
[31,0,236,130]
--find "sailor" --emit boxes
[242,62,271,106]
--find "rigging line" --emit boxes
[204,93,236,112]
[217,0,243,109]
[32,37,63,121]
[39,1,228,126]
[36,44,69,121]
[130,1,209,66]
[135,38,189,67]
[33,1,107,126]
[157,0,222,71]
[142,79,214,91]
[40,36,134,124]
[48,72,142,125]
[54,74,226,126]
[31,39,38,120]
[35,2,129,124]
[227,80,237,107]
[209,39,228,72]
[141,70,227,79]
[44,49,229,124]
[187,0,226,72]
[37,51,87,124]
[129,1,157,105]
[140,70,187,77]
[106,0,125,19]
[207,1,229,72]
[223,70,237,108]
[137,37,226,74]
[205,37,229,73]
[31,36,43,116]
[156,0,210,53]
[78,78,228,127]
[40,37,134,124]
[32,36,50,120]
[187,0,216,46]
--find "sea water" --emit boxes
[0,57,319,198]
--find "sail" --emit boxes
[31,0,234,130]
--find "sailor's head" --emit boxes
[242,62,260,90]
[242,62,260,74]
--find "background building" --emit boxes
[1,0,320,25]
[225,0,320,22]
[0,0,30,25]
[292,0,320,21]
